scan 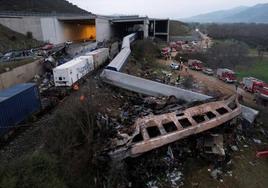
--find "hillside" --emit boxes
[183,6,248,23]
[0,0,89,14]
[169,20,191,36]
[225,4,268,23]
[0,24,43,53]
[183,3,268,23]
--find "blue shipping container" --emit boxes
[0,83,41,136]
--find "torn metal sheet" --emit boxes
[240,105,259,123]
[203,134,225,156]
[109,96,241,159]
[101,69,211,102]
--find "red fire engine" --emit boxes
[161,47,171,59]
[188,59,203,71]
[216,68,237,83]
[242,77,264,93]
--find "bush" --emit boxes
[43,97,114,188]
[202,23,268,48]
[0,92,127,188]
[9,35,17,41]
[132,39,160,65]
[206,40,250,69]
[182,75,194,89]
[169,20,191,36]
[0,152,66,188]
[176,40,250,70]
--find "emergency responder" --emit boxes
[177,74,181,82]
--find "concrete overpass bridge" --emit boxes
[0,11,112,44]
[110,16,169,41]
[0,11,170,44]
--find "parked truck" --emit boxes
[169,42,177,48]
[254,85,268,106]
[242,77,264,93]
[241,77,268,105]
[216,68,236,83]
[0,83,41,137]
[161,47,171,59]
[169,42,178,52]
[188,59,203,71]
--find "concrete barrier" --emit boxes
[0,59,44,90]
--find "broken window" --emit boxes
[178,118,192,128]
[146,126,161,138]
[228,101,237,110]
[163,122,178,133]
[206,111,216,119]
[192,114,206,123]
[204,146,213,152]
[176,112,184,117]
[216,107,228,115]
[132,133,143,143]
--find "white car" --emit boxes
[170,62,180,70]
[202,68,214,76]
[65,41,73,45]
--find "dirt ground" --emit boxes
[158,58,255,105]
[183,148,268,188]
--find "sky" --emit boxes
[68,0,268,19]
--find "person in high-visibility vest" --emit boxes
[177,74,181,82]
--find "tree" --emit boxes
[206,40,250,69]
[202,23,268,49]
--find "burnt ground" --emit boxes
[1,55,268,188]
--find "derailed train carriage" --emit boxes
[0,47,110,138]
[108,96,242,160]
[53,48,109,87]
[0,83,41,137]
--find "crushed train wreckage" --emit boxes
[108,96,242,160]
[100,33,254,160]
[101,33,258,123]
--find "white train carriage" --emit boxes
[106,48,131,71]
[53,56,94,87]
[106,33,136,71]
[86,48,109,69]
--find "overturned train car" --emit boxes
[108,96,242,159]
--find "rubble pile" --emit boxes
[91,72,266,186]
[118,95,185,127]
[32,72,54,93]
[95,93,187,147]
[93,88,263,187]
[121,121,241,187]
